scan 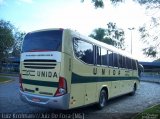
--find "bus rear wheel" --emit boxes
[130,84,137,96]
[97,89,107,109]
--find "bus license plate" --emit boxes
[32,98,40,102]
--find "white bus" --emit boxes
[19,28,139,110]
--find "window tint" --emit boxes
[22,30,62,52]
[108,50,113,67]
[73,38,94,64]
[122,56,126,68]
[119,55,123,68]
[113,53,119,67]
[126,58,132,69]
[96,46,101,65]
[101,48,108,66]
[132,59,137,70]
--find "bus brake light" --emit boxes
[54,77,67,96]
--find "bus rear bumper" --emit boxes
[19,90,69,110]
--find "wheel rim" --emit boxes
[100,92,106,107]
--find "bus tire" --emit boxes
[130,84,137,96]
[97,89,107,109]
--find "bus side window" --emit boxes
[96,46,101,65]
[119,55,123,68]
[73,38,94,65]
[101,48,108,66]
[122,56,126,68]
[114,53,119,68]
[132,59,137,70]
[126,58,132,69]
[108,50,113,67]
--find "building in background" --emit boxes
[1,57,20,73]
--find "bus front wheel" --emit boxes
[97,89,107,109]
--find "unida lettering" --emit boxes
[37,71,58,78]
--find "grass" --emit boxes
[133,104,160,119]
[0,73,18,77]
[0,76,12,83]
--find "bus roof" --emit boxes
[69,29,136,60]
[26,28,136,60]
[27,28,64,33]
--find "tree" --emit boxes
[89,28,106,42]
[89,28,115,46]
[89,22,125,49]
[82,0,124,8]
[143,47,157,57]
[0,20,25,59]
[0,19,25,71]
[12,31,26,57]
[106,22,125,49]
[82,0,160,8]
[139,21,160,58]
[82,0,160,58]
[0,20,14,62]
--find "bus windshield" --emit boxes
[22,30,63,52]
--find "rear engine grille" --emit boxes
[23,59,57,69]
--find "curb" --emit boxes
[0,74,18,77]
[141,80,160,84]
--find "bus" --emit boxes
[19,28,140,110]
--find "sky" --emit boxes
[0,0,157,61]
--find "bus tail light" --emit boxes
[19,74,24,91]
[54,77,67,96]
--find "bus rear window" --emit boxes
[22,30,63,52]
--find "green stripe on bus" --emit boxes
[22,79,58,87]
[71,73,139,84]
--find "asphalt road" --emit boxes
[0,77,160,119]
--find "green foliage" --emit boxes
[82,0,104,8]
[82,0,160,8]
[139,17,160,58]
[0,76,11,83]
[82,0,121,8]
[89,28,105,41]
[92,0,104,8]
[106,22,125,49]
[0,19,25,72]
[0,20,14,61]
[136,0,160,5]
[83,0,160,58]
[134,104,160,119]
[89,22,125,49]
[12,31,26,57]
[143,47,157,57]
